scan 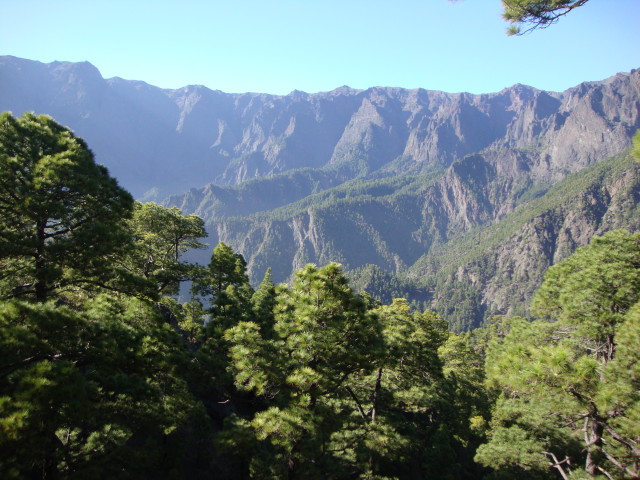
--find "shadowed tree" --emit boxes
[194,241,250,301]
[0,297,196,478]
[0,112,134,302]
[223,263,382,479]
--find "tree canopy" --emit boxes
[0,112,134,301]
[124,201,207,296]
[2,110,638,478]
[477,230,640,479]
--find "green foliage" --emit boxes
[273,263,382,392]
[633,129,640,162]
[597,302,640,477]
[438,332,490,445]
[195,241,250,299]
[433,277,486,332]
[223,263,384,478]
[347,264,432,309]
[0,112,134,301]
[501,0,591,35]
[191,244,255,397]
[212,146,639,332]
[475,424,550,474]
[176,167,342,221]
[353,300,454,477]
[478,231,640,479]
[533,229,640,358]
[211,169,444,285]
[221,283,490,478]
[251,268,278,336]
[0,297,195,478]
[409,151,640,329]
[0,113,214,478]
[0,111,485,478]
[179,297,207,344]
[6,110,639,478]
[124,201,207,296]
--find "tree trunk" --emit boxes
[371,367,383,425]
[34,219,48,301]
[605,334,615,364]
[584,416,604,476]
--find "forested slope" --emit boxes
[182,151,640,330]
[412,151,640,330]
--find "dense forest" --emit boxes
[1,111,639,479]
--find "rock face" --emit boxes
[3,56,639,329]
[419,153,640,330]
[2,56,638,198]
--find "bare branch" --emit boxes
[542,451,571,480]
[344,386,367,421]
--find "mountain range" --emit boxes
[2,55,639,329]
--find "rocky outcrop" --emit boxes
[480,158,640,314]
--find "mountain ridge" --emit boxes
[2,56,638,198]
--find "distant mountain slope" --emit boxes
[3,56,639,330]
[2,56,638,199]
[342,151,640,331]
[412,151,640,330]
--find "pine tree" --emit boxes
[125,201,207,296]
[478,231,640,479]
[223,263,382,478]
[0,112,134,301]
[502,0,591,35]
[0,297,195,478]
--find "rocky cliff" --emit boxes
[2,56,638,198]
[414,152,640,330]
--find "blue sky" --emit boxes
[2,0,639,95]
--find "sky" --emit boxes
[1,0,639,96]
